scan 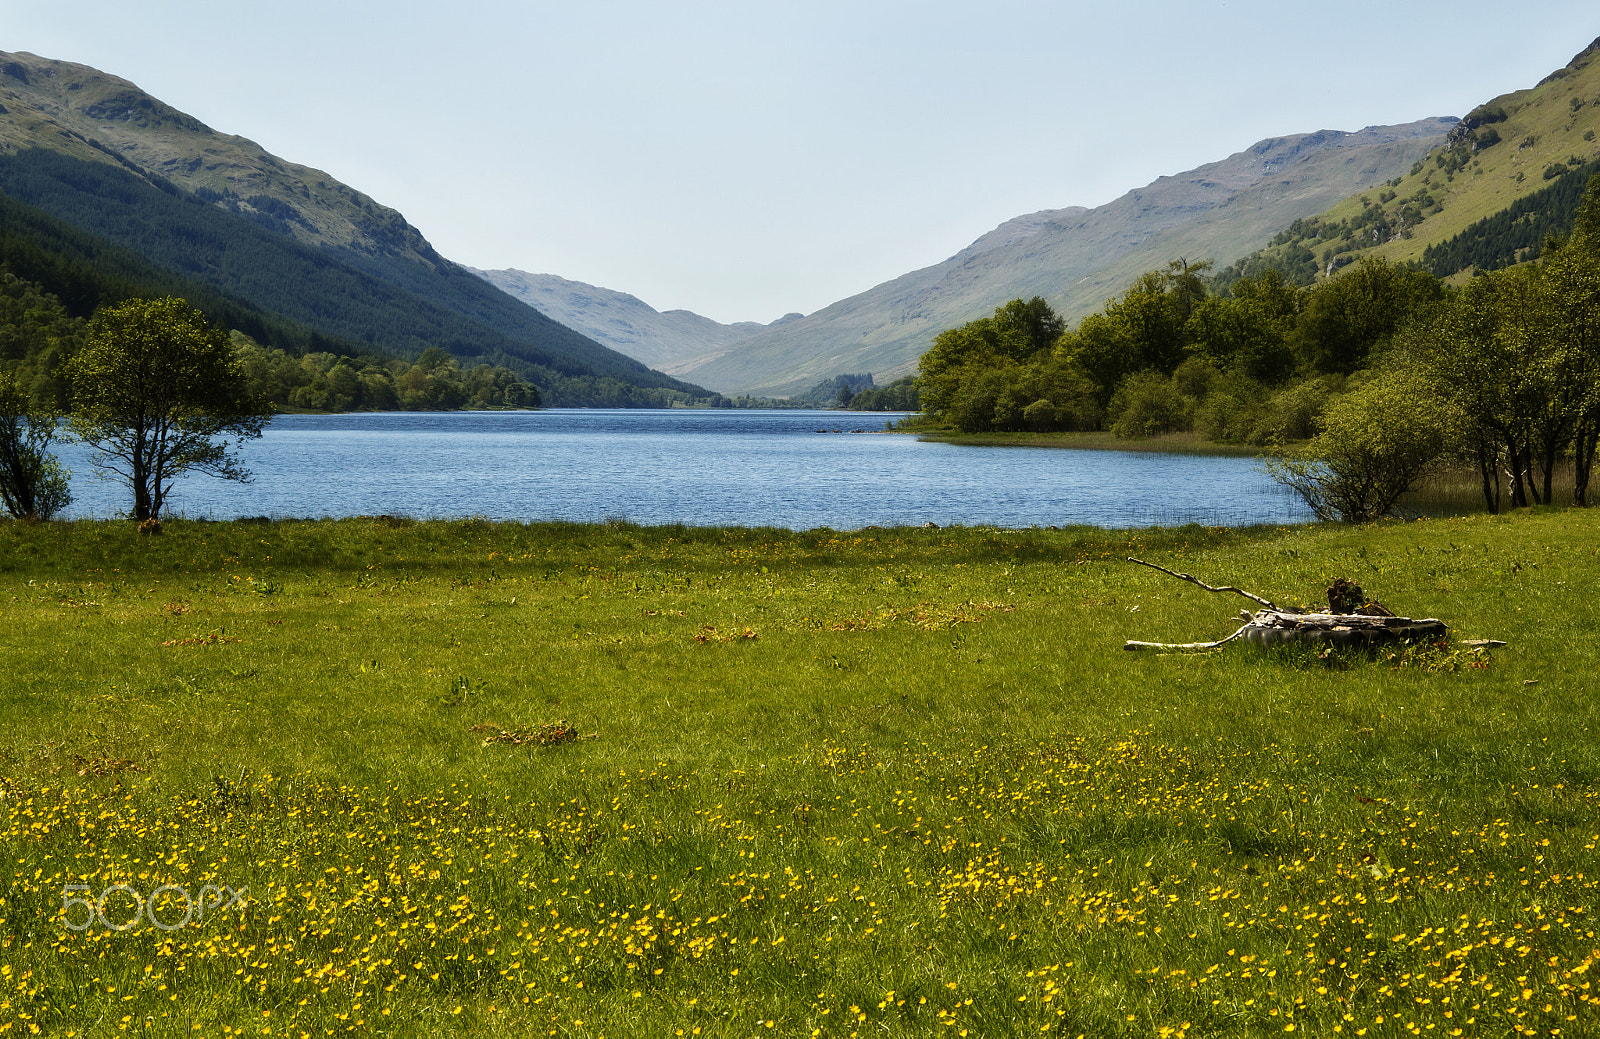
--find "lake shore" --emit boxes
[892,419,1287,457]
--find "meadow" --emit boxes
[0,510,1596,1038]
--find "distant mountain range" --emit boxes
[0,50,708,406]
[9,37,1600,407]
[671,120,1454,396]
[470,119,1453,398]
[470,268,801,376]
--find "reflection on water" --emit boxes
[56,409,1311,529]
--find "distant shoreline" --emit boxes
[907,428,1278,457]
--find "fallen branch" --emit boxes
[1122,620,1255,652]
[1122,560,1449,651]
[1126,557,1281,611]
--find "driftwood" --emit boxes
[1123,558,1447,652]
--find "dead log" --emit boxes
[1123,558,1447,651]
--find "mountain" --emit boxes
[1232,38,1600,283]
[470,268,789,375]
[0,50,707,405]
[673,119,1453,397]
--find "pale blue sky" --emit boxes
[3,1,1597,322]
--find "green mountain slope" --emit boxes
[0,50,705,404]
[1233,38,1600,282]
[678,120,1452,397]
[0,185,361,354]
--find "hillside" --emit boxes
[675,119,1452,397]
[471,268,788,374]
[0,50,707,405]
[1234,37,1600,282]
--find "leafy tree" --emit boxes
[1413,232,1599,511]
[991,297,1066,355]
[0,371,71,520]
[1543,175,1600,505]
[1062,267,1201,402]
[64,297,272,520]
[1186,270,1300,381]
[1292,257,1443,374]
[1264,369,1456,523]
[918,298,1061,416]
[0,269,86,409]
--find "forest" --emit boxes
[0,269,542,412]
[916,177,1600,516]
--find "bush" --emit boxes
[1263,369,1455,522]
[1197,372,1268,444]
[1253,378,1337,444]
[1109,371,1192,439]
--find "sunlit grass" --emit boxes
[1,511,1597,1036]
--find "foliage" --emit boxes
[843,375,919,411]
[1186,270,1299,381]
[1264,368,1456,522]
[792,373,878,408]
[0,268,86,410]
[63,297,273,520]
[1290,257,1444,374]
[1411,177,1600,510]
[917,258,1443,443]
[235,338,540,411]
[0,512,1597,1036]
[0,370,70,520]
[1108,370,1193,438]
[917,296,1062,415]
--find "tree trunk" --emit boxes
[1506,447,1529,508]
[1474,435,1501,514]
[131,452,151,521]
[1576,413,1598,506]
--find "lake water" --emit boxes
[54,409,1311,529]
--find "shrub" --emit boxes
[1109,372,1192,439]
[1253,378,1337,444]
[1263,369,1455,522]
[1197,372,1268,444]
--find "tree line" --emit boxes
[916,176,1600,519]
[1,268,544,413]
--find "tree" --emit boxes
[1264,369,1456,523]
[1062,270,1194,404]
[64,297,271,520]
[0,372,71,520]
[1292,257,1443,374]
[1413,243,1600,510]
[917,298,1060,417]
[1542,174,1600,505]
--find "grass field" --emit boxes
[1,510,1597,1037]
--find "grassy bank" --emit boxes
[1,512,1597,1037]
[894,417,1276,456]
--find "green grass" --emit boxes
[1,512,1597,1037]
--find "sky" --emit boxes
[4,2,1599,324]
